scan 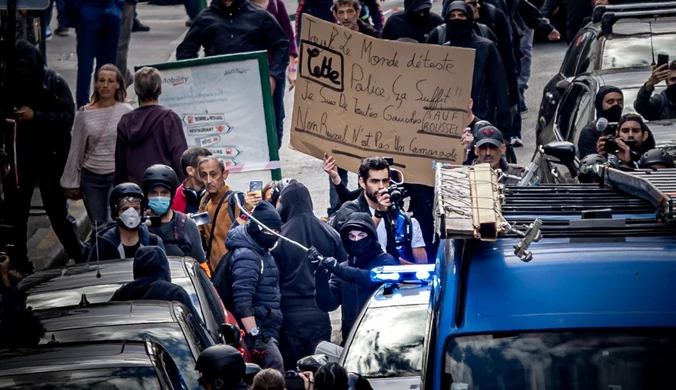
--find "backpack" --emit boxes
[211,249,264,315]
[162,211,192,257]
[435,24,448,45]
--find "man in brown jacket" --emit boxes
[197,156,259,271]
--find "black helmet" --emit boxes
[109,183,144,219]
[142,164,179,194]
[195,345,245,389]
[578,154,606,184]
[348,373,374,390]
[639,149,675,169]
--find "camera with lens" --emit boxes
[383,157,407,211]
[604,137,636,155]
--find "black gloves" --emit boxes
[308,247,339,272]
[245,333,270,365]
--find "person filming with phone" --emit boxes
[596,114,655,167]
[634,58,676,121]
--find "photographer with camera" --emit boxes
[596,114,655,167]
[578,86,624,159]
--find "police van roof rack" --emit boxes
[599,167,676,224]
[592,2,676,23]
[600,8,676,35]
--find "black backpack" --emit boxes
[211,249,264,315]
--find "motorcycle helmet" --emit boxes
[578,154,607,184]
[142,164,179,194]
[638,149,675,169]
[109,183,144,219]
[195,345,246,389]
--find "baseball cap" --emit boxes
[406,0,433,13]
[475,126,505,148]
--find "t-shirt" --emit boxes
[150,213,205,262]
[411,218,425,249]
[123,242,141,259]
[368,206,389,253]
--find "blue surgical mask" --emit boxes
[148,196,171,216]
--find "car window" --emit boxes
[561,31,596,77]
[343,304,427,378]
[0,368,163,389]
[570,88,594,145]
[555,84,585,141]
[195,264,226,326]
[603,33,676,70]
[155,347,188,390]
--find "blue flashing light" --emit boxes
[370,264,436,283]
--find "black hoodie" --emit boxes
[314,213,397,341]
[381,0,444,43]
[114,105,188,186]
[175,0,290,83]
[110,246,199,319]
[577,86,624,158]
[272,180,347,309]
[10,40,75,165]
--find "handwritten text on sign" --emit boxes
[290,15,475,186]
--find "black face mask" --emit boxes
[602,104,623,122]
[666,84,676,105]
[250,231,279,251]
[349,237,374,258]
[446,19,473,45]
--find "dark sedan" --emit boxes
[536,4,676,134]
[18,257,233,343]
[0,340,187,389]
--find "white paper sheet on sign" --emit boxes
[157,58,277,190]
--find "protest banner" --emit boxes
[138,51,281,191]
[290,15,475,186]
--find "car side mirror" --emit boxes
[220,323,241,346]
[543,141,578,178]
[244,363,261,385]
[314,341,344,363]
[297,354,329,373]
[555,79,571,94]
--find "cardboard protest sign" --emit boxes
[290,15,475,186]
[138,51,281,191]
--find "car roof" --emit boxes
[589,68,653,89]
[0,342,155,377]
[441,236,676,335]
[369,282,431,308]
[37,301,181,330]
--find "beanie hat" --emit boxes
[247,201,282,234]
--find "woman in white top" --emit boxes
[61,64,133,232]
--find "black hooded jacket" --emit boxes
[224,225,283,339]
[381,0,444,43]
[578,86,623,158]
[9,40,75,167]
[427,1,511,132]
[176,0,290,82]
[315,213,397,342]
[272,180,347,310]
[110,246,199,319]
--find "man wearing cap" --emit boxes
[381,0,444,43]
[473,126,524,185]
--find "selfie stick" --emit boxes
[233,193,311,253]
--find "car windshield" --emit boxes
[443,330,676,389]
[603,33,676,69]
[0,367,162,389]
[343,304,427,378]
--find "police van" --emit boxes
[315,264,434,390]
[422,163,676,389]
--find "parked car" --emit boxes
[18,257,235,344]
[537,3,676,134]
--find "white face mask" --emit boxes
[119,207,141,230]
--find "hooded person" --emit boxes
[3,40,86,274]
[114,67,188,186]
[216,201,284,370]
[381,0,444,43]
[87,183,165,262]
[427,1,512,139]
[271,180,347,370]
[598,114,656,167]
[109,246,200,319]
[577,86,624,158]
[310,212,397,342]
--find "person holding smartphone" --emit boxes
[634,59,676,121]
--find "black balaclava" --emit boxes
[594,85,623,122]
[444,1,475,45]
[247,201,282,251]
[405,0,432,23]
[13,40,44,106]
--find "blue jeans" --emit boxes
[272,76,287,149]
[75,3,122,108]
[518,27,534,106]
[185,0,200,20]
[45,0,67,28]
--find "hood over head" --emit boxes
[442,0,473,21]
[277,180,313,223]
[117,105,173,144]
[133,246,171,282]
[339,212,382,261]
[14,40,44,94]
[405,0,433,14]
[226,224,265,253]
[594,85,623,119]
